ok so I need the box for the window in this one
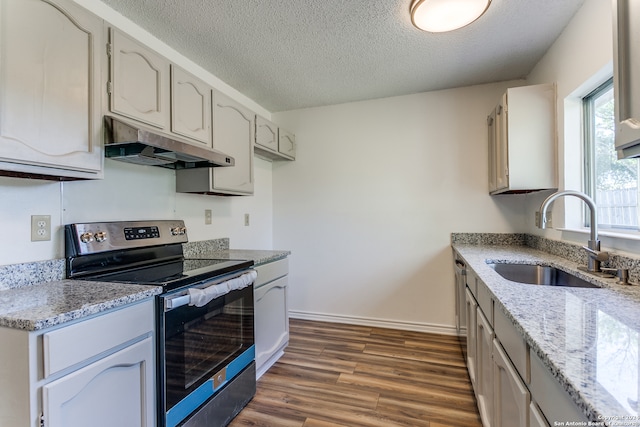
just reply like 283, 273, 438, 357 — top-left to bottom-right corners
584, 78, 640, 230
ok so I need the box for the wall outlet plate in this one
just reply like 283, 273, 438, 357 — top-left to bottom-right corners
205, 209, 212, 225
244, 213, 250, 226
31, 215, 51, 241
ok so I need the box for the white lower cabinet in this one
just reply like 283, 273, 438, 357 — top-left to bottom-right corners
529, 402, 550, 427
254, 258, 289, 378
458, 258, 590, 427
529, 350, 589, 425
465, 287, 478, 389
0, 299, 155, 427
493, 339, 530, 427
476, 309, 495, 427
42, 337, 154, 427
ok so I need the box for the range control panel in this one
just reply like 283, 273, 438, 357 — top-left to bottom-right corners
124, 226, 161, 240
65, 220, 188, 256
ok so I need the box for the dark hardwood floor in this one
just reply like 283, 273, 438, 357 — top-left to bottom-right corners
229, 319, 482, 427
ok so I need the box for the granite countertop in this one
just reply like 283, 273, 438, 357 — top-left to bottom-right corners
0, 240, 290, 332
453, 244, 640, 425
186, 247, 291, 266
0, 280, 162, 331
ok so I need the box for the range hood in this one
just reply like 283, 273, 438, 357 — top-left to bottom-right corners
104, 116, 234, 169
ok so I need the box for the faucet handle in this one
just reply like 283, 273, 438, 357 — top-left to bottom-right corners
582, 246, 610, 262
600, 267, 633, 285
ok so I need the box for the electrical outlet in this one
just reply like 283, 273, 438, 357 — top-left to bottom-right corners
31, 215, 51, 241
205, 209, 212, 225
244, 213, 250, 226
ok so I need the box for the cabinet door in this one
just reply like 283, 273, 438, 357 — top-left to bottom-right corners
493, 339, 530, 427
278, 128, 296, 159
529, 402, 550, 427
255, 116, 278, 152
612, 0, 640, 157
476, 309, 494, 427
494, 96, 509, 192
212, 90, 254, 195
42, 337, 155, 427
109, 28, 170, 129
0, 0, 103, 177
487, 109, 497, 193
254, 276, 289, 375
465, 288, 478, 389
170, 65, 212, 145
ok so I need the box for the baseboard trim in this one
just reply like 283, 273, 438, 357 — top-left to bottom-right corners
288, 310, 458, 336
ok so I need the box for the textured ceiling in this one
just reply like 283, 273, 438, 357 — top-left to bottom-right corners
99, 0, 586, 113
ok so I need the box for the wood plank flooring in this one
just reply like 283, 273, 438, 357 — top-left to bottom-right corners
229, 319, 482, 427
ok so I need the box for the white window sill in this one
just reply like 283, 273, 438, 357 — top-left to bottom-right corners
558, 227, 640, 242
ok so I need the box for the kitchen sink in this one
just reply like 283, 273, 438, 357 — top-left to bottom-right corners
488, 263, 601, 288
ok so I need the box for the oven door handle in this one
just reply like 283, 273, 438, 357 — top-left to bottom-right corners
164, 270, 257, 311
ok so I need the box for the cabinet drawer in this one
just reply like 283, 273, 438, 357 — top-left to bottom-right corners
254, 258, 288, 288
495, 308, 529, 383
529, 351, 588, 425
43, 300, 154, 378
477, 280, 493, 325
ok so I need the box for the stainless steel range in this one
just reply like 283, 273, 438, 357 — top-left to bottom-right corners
65, 220, 256, 427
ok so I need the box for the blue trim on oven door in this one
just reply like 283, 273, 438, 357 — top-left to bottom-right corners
165, 345, 255, 427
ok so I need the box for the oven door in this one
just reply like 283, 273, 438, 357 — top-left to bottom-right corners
158, 277, 255, 427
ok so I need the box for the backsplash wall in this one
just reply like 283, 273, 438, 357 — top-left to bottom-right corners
0, 158, 274, 266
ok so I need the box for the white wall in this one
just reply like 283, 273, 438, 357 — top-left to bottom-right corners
0, 156, 273, 265
272, 82, 527, 332
521, 0, 640, 254
0, 0, 276, 265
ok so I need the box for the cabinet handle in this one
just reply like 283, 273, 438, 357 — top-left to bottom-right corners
497, 105, 503, 115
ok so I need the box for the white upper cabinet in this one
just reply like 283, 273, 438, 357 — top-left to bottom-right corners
176, 90, 255, 195
108, 28, 170, 130
612, 0, 640, 158
211, 90, 254, 194
255, 116, 279, 153
0, 0, 103, 179
278, 128, 296, 160
487, 83, 557, 195
255, 115, 296, 161
170, 65, 212, 146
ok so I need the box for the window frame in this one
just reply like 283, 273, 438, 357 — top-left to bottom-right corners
582, 77, 640, 231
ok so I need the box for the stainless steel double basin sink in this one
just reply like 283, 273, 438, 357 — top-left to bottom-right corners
488, 263, 601, 289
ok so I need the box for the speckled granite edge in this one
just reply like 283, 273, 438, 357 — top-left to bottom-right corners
0, 281, 162, 331
454, 232, 640, 283
451, 232, 527, 246
188, 248, 291, 266
0, 259, 65, 291
182, 238, 230, 258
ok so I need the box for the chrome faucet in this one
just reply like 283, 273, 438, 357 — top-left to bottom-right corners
538, 190, 608, 273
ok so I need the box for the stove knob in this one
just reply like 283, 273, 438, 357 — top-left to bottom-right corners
80, 232, 94, 243
170, 227, 180, 236
180, 226, 187, 235
94, 231, 107, 242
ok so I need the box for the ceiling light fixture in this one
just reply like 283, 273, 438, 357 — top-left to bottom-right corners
410, 0, 491, 33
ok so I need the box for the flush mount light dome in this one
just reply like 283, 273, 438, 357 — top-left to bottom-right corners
410, 0, 491, 33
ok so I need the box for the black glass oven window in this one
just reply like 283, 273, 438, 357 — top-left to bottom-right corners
163, 286, 254, 410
